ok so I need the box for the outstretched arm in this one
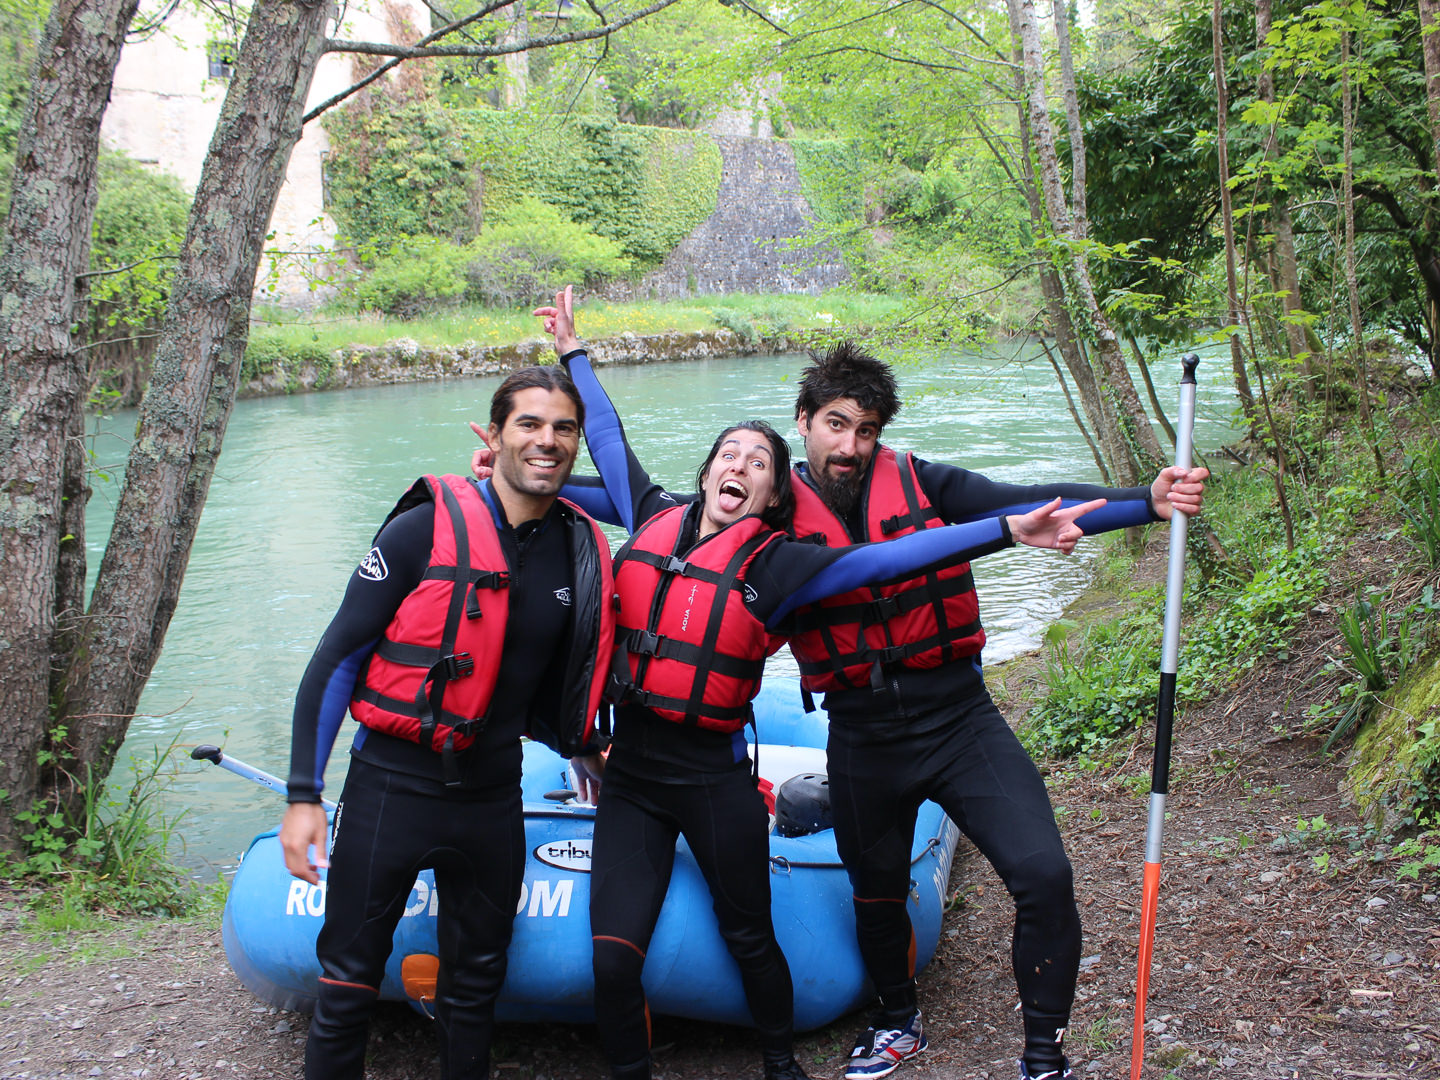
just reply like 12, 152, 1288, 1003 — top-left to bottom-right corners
756, 498, 1105, 629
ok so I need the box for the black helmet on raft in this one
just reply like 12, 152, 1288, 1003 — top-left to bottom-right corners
774, 773, 832, 837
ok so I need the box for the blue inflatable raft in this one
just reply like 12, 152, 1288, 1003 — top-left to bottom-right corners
217, 678, 962, 1032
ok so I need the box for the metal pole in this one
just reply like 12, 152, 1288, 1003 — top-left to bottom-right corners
190, 744, 336, 812
1129, 353, 1199, 1080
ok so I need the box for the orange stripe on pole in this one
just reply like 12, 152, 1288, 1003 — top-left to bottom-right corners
1129, 859, 1163, 1080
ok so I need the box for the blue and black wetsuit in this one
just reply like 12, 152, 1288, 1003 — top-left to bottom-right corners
559, 350, 1023, 1079
287, 482, 582, 1080
788, 453, 1158, 1076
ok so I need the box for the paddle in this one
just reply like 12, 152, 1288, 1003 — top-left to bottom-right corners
190, 744, 337, 812
1129, 353, 1199, 1080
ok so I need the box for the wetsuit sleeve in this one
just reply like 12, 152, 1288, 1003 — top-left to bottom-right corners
556, 474, 623, 525
285, 503, 433, 804
913, 456, 1158, 535
749, 517, 1015, 630
561, 348, 692, 530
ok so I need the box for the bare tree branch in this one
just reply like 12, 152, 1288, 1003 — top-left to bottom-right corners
309, 0, 683, 122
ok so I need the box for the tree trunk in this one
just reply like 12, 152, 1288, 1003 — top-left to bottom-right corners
54, 0, 333, 800
0, 0, 139, 848
1016, 0, 1163, 482
1004, 0, 1121, 481
1213, 0, 1257, 428
1342, 30, 1384, 481
1419, 0, 1440, 377
1256, 0, 1312, 380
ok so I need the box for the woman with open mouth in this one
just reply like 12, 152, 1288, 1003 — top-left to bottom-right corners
520, 288, 1102, 1080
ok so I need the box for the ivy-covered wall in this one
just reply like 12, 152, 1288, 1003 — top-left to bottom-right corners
322, 103, 721, 271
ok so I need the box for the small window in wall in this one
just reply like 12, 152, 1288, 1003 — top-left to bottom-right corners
208, 41, 236, 80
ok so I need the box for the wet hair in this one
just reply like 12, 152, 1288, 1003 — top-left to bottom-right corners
489, 365, 585, 430
696, 420, 796, 531
793, 340, 900, 429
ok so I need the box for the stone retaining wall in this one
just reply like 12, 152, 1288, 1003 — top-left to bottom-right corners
239, 329, 809, 399
600, 135, 849, 301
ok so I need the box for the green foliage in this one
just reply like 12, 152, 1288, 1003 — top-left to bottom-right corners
1322, 586, 1440, 752
1024, 532, 1330, 761
322, 101, 477, 246
592, 0, 755, 129
88, 150, 190, 330
324, 104, 720, 275
466, 196, 631, 307
1024, 608, 1163, 758
351, 236, 474, 318
0, 0, 44, 207
708, 298, 795, 344
1393, 822, 1440, 883
6, 741, 197, 916
1396, 439, 1440, 567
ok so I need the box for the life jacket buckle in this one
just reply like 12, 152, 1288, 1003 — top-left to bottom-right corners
659, 555, 690, 575
873, 644, 908, 665
878, 514, 905, 535
630, 630, 662, 657
435, 652, 475, 680
865, 596, 902, 623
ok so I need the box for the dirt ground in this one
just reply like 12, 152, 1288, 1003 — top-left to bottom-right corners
2, 543, 1437, 1080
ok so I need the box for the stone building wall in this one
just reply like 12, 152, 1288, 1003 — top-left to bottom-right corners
605, 135, 849, 300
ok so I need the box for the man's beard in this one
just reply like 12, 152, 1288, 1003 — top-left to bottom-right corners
815, 456, 864, 517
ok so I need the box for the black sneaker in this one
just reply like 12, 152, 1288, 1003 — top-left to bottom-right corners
1018, 1058, 1074, 1080
763, 1055, 810, 1080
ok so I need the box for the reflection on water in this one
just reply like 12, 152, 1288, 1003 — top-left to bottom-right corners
85, 344, 1238, 871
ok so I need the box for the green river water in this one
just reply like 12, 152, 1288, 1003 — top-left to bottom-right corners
83, 345, 1238, 872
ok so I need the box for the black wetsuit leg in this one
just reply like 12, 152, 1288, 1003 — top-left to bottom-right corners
829, 681, 1081, 1071
306, 759, 524, 1080
589, 766, 680, 1077
590, 761, 796, 1074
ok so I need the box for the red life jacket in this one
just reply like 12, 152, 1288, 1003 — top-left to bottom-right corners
610, 505, 785, 732
787, 447, 984, 693
350, 474, 614, 763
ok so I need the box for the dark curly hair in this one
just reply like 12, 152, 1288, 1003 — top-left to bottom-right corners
793, 340, 900, 429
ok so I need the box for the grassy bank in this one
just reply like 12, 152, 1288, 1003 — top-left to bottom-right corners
1001, 375, 1440, 883
247, 290, 910, 366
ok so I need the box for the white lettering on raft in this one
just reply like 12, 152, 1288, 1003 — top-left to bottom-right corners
284, 878, 573, 918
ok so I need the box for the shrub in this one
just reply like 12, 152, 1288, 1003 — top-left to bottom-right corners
465, 197, 630, 307
352, 237, 474, 318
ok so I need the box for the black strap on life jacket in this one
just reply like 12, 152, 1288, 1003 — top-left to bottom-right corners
611, 523, 774, 727
351, 481, 511, 785
795, 455, 981, 692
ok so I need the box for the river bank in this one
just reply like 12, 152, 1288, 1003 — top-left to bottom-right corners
2, 524, 1436, 1079
240, 327, 809, 399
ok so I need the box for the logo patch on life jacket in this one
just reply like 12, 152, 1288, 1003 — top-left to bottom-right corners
554, 587, 572, 606
744, 584, 758, 604
358, 547, 388, 582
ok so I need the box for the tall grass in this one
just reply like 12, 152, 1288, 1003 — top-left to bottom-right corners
249, 290, 909, 358
7, 738, 206, 917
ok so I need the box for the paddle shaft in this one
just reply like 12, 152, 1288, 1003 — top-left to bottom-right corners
190, 744, 337, 812
1129, 353, 1199, 1080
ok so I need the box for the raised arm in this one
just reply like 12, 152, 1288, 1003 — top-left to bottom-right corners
533, 286, 684, 532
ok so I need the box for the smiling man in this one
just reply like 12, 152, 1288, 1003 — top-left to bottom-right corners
279, 366, 614, 1080
787, 342, 1209, 1080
